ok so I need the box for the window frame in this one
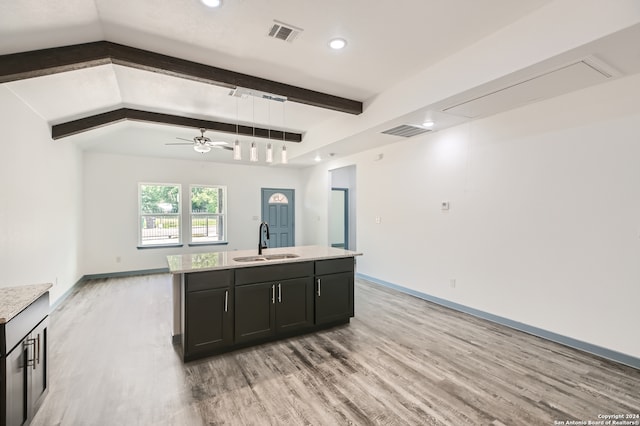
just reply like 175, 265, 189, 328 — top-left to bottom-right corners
188, 184, 228, 246
137, 182, 183, 248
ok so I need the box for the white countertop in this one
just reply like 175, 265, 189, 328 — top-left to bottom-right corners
167, 245, 362, 274
0, 283, 52, 324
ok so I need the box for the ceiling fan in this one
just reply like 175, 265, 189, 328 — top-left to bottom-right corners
166, 128, 232, 154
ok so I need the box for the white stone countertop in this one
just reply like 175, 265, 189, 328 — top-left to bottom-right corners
0, 283, 52, 324
167, 245, 362, 274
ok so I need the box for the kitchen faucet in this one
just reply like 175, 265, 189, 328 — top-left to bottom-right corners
258, 221, 270, 255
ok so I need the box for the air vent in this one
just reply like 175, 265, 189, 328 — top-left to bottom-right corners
267, 20, 303, 42
381, 125, 432, 138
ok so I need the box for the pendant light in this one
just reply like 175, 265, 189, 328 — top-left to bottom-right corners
265, 102, 273, 163
266, 143, 273, 163
281, 101, 288, 164
233, 96, 241, 160
250, 97, 258, 162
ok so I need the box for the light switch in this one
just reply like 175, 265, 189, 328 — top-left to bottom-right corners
441, 201, 450, 211
375, 216, 381, 224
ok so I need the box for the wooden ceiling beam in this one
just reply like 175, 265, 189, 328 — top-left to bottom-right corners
51, 108, 304, 142
0, 41, 363, 115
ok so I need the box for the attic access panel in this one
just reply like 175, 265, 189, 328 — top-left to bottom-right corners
442, 59, 614, 118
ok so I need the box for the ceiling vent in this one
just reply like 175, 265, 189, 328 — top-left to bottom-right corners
441, 56, 619, 119
267, 20, 303, 42
381, 125, 432, 138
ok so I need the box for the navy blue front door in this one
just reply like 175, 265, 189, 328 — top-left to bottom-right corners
261, 188, 295, 248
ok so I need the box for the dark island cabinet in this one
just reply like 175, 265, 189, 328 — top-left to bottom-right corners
182, 270, 233, 360
1, 292, 49, 426
315, 258, 355, 325
177, 257, 356, 361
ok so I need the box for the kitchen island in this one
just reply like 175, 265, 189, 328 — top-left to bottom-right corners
167, 245, 362, 361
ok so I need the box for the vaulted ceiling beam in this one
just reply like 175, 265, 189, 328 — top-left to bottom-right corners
0, 41, 363, 115
51, 108, 304, 142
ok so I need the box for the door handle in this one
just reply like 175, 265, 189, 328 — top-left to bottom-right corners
271, 284, 275, 304
25, 338, 37, 370
36, 333, 41, 365
317, 278, 321, 296
277, 283, 282, 303
224, 290, 229, 312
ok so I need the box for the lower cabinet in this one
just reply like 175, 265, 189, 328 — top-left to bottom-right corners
182, 270, 233, 360
315, 272, 354, 325
315, 257, 355, 325
3, 316, 48, 426
235, 277, 314, 344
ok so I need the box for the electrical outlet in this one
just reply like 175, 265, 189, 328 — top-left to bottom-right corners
375, 216, 381, 224
116, 256, 121, 263
449, 279, 456, 288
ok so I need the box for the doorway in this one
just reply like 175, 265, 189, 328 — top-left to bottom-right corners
330, 188, 348, 248
329, 165, 356, 250
261, 188, 295, 248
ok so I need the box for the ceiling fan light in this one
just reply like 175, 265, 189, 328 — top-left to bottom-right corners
266, 143, 273, 163
250, 142, 258, 162
233, 140, 241, 160
194, 144, 211, 154
281, 145, 288, 164
201, 0, 222, 8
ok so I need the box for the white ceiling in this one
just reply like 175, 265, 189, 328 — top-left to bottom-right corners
3, 0, 639, 166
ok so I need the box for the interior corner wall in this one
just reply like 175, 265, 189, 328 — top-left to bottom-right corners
303, 73, 640, 359
0, 86, 83, 303
81, 153, 305, 275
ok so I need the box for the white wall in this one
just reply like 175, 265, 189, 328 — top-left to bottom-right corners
303, 73, 640, 359
82, 153, 305, 274
0, 86, 83, 302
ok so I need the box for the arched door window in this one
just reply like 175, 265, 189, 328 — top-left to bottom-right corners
268, 193, 289, 204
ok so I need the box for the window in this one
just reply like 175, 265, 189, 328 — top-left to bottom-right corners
190, 185, 227, 244
139, 183, 181, 246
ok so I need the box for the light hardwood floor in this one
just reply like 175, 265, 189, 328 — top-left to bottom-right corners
31, 274, 639, 425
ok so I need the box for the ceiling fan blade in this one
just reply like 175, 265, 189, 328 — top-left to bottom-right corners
205, 141, 228, 146
165, 142, 194, 146
176, 137, 194, 142
217, 146, 234, 151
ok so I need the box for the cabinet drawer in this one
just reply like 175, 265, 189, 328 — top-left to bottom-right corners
185, 269, 233, 292
315, 257, 354, 276
3, 292, 49, 356
235, 262, 313, 285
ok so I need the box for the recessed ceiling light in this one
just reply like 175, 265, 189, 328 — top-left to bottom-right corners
328, 38, 347, 50
201, 0, 222, 8
422, 121, 434, 128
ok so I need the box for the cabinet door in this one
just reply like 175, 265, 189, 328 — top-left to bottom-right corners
276, 277, 314, 333
315, 272, 354, 325
29, 319, 48, 415
5, 342, 27, 426
185, 287, 233, 356
234, 282, 275, 344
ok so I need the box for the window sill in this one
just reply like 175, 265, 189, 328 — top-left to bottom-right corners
188, 241, 229, 247
137, 244, 184, 250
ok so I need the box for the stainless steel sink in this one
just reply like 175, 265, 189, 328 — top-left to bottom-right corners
233, 254, 300, 262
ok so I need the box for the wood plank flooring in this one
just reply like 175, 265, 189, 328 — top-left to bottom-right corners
31, 274, 640, 425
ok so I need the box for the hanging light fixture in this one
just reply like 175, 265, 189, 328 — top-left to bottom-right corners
233, 96, 242, 160
281, 101, 288, 164
250, 97, 258, 162
266, 143, 273, 163
250, 142, 258, 162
